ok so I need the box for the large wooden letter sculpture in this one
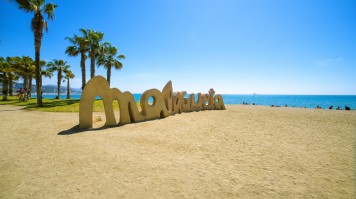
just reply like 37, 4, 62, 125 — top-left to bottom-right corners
79, 76, 226, 128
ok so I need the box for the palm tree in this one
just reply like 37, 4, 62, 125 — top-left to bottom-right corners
13, 56, 35, 93
8, 72, 19, 96
41, 66, 54, 79
65, 29, 89, 90
47, 59, 70, 99
86, 29, 104, 78
3, 57, 19, 96
15, 0, 57, 106
97, 42, 125, 86
64, 70, 75, 99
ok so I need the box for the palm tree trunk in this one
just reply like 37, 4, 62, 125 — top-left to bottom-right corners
35, 50, 42, 106
23, 75, 29, 91
57, 70, 61, 99
67, 79, 70, 99
29, 75, 33, 98
90, 51, 95, 79
107, 65, 112, 86
9, 76, 13, 96
34, 13, 43, 107
80, 52, 86, 90
1, 78, 8, 101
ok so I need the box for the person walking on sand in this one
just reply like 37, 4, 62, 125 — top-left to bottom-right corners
17, 88, 25, 102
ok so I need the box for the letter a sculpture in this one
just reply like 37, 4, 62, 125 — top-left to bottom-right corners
79, 76, 226, 128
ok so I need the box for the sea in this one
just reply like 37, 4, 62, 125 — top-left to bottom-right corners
41, 94, 356, 110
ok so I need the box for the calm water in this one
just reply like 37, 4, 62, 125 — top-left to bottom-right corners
41, 94, 356, 109
222, 94, 356, 109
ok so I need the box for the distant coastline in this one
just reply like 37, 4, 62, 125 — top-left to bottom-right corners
4, 83, 82, 94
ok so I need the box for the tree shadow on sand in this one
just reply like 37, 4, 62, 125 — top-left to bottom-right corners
26, 99, 80, 110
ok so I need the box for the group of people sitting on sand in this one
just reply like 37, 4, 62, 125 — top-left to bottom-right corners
301, 105, 351, 110
328, 105, 351, 110
242, 101, 352, 110
242, 101, 256, 105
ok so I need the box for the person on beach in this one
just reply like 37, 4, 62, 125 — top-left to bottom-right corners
17, 88, 25, 102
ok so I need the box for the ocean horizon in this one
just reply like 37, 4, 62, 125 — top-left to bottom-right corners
39, 93, 356, 110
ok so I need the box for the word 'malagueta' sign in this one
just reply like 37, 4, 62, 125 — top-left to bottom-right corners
79, 76, 226, 128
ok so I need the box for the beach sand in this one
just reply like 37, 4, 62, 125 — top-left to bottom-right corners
0, 105, 355, 198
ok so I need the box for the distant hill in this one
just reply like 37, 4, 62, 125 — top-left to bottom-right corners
0, 82, 82, 94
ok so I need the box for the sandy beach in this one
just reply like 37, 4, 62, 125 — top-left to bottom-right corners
0, 104, 355, 198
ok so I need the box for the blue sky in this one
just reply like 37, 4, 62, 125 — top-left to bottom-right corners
1, 0, 355, 94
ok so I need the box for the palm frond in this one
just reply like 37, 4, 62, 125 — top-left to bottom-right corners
15, 0, 33, 12
118, 54, 126, 59
39, 60, 46, 67
102, 42, 110, 47
65, 36, 76, 45
44, 3, 57, 20
56, 59, 66, 66
62, 65, 71, 75
96, 40, 125, 73
79, 28, 88, 37
63, 64, 71, 71
35, 0, 45, 6
96, 56, 106, 67
41, 68, 53, 78
113, 61, 123, 70
64, 70, 75, 79
65, 46, 79, 57
46, 61, 55, 67
109, 46, 118, 55
29, 1, 38, 11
